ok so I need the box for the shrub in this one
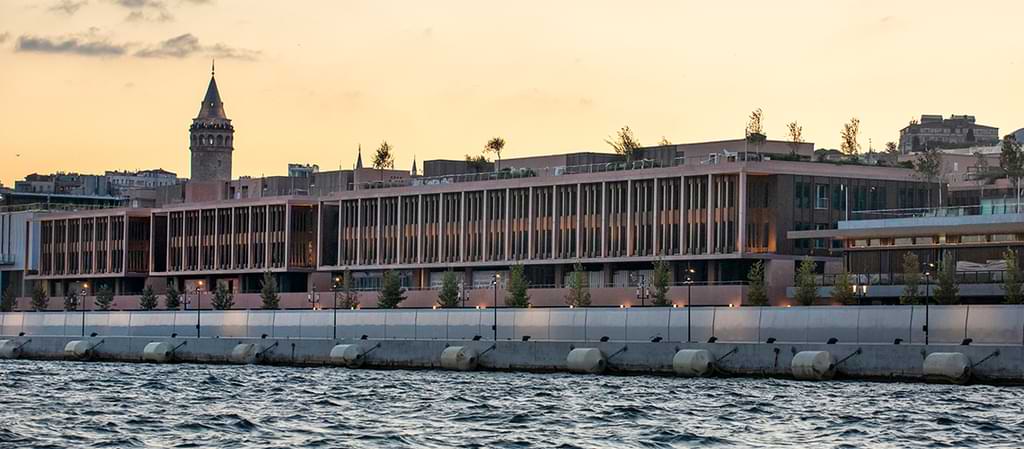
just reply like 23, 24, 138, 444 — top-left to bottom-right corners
377, 270, 406, 309
746, 261, 768, 306
139, 285, 158, 311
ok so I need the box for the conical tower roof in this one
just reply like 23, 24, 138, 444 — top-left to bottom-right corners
196, 75, 227, 120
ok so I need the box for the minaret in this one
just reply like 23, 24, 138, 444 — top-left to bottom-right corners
355, 144, 363, 169
411, 156, 418, 176
189, 61, 234, 182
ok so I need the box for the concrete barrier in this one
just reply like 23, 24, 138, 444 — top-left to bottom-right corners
0, 340, 21, 359
672, 349, 714, 377
791, 351, 835, 381
64, 340, 95, 360
923, 352, 972, 384
329, 344, 366, 368
142, 342, 175, 363
566, 348, 605, 374
230, 343, 259, 364
440, 346, 479, 371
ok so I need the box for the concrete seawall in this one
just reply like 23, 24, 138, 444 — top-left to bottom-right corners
3, 305, 1024, 384
0, 335, 1017, 384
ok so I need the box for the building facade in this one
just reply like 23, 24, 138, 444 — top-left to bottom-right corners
898, 114, 999, 153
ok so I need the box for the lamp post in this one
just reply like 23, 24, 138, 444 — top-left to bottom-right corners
332, 276, 341, 340
307, 284, 320, 311
492, 273, 501, 342
685, 268, 695, 343
80, 282, 89, 337
194, 280, 204, 338
923, 262, 934, 345
631, 273, 648, 307
855, 284, 868, 305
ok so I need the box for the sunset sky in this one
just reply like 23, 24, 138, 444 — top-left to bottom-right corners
1, 0, 1022, 185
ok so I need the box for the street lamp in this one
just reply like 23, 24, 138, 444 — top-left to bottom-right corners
685, 268, 696, 343
492, 273, 501, 342
308, 284, 320, 311
854, 284, 868, 305
923, 262, 935, 345
80, 282, 89, 337
194, 280, 204, 338
332, 276, 341, 340
631, 273, 649, 307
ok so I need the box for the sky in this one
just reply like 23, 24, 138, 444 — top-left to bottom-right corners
1, 0, 1022, 185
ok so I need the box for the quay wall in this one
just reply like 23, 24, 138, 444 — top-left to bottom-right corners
2, 305, 1022, 383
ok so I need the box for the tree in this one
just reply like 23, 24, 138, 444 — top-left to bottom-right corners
377, 270, 406, 309
485, 137, 506, 172
746, 260, 768, 306
650, 259, 671, 306
999, 135, 1024, 212
1003, 249, 1023, 304
64, 289, 79, 311
840, 117, 861, 157
438, 271, 460, 308
372, 140, 395, 181
831, 271, 856, 305
565, 262, 591, 307
338, 270, 360, 309
606, 126, 641, 163
0, 284, 15, 312
505, 264, 530, 308
900, 252, 922, 305
139, 285, 158, 311
658, 136, 672, 146
746, 108, 766, 154
259, 271, 280, 310
211, 284, 235, 310
464, 154, 491, 173
164, 284, 182, 310
914, 146, 944, 207
94, 286, 113, 311
794, 259, 818, 306
885, 141, 899, 156
933, 251, 959, 305
786, 121, 803, 157
31, 288, 48, 311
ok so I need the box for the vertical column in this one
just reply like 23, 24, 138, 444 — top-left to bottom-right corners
230, 208, 237, 269
417, 195, 424, 263
265, 205, 272, 269
336, 202, 343, 266
679, 176, 686, 254
377, 197, 383, 265
355, 199, 362, 265
505, 188, 511, 261
109, 217, 115, 274
738, 172, 747, 254
576, 183, 582, 259
397, 197, 404, 264
653, 178, 660, 256
527, 187, 534, 260
706, 174, 714, 254
459, 192, 466, 262
600, 182, 607, 258
626, 179, 633, 257
197, 210, 204, 270
550, 185, 557, 259
247, 207, 253, 269
121, 215, 128, 275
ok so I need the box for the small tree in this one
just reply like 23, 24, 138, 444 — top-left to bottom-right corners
565, 262, 591, 307
485, 137, 506, 171
372, 140, 395, 181
338, 270, 360, 309
933, 251, 959, 305
914, 146, 944, 207
786, 121, 803, 157
794, 259, 818, 306
438, 271, 460, 308
900, 252, 922, 305
377, 270, 406, 309
64, 289, 79, 311
94, 286, 113, 311
658, 136, 672, 146
505, 264, 530, 308
884, 141, 899, 156
211, 284, 235, 310
31, 288, 48, 311
0, 284, 16, 312
1000, 135, 1024, 212
139, 285, 158, 311
840, 117, 861, 157
650, 260, 671, 306
606, 126, 641, 163
259, 271, 280, 310
1003, 249, 1023, 304
464, 154, 491, 173
164, 284, 182, 310
746, 260, 768, 306
831, 271, 856, 305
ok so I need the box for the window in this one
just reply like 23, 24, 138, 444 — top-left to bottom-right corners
815, 184, 829, 209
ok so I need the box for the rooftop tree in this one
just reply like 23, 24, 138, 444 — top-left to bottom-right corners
840, 117, 861, 157
913, 146, 944, 207
485, 137, 506, 172
1000, 135, 1024, 212
372, 141, 395, 181
745, 108, 767, 154
786, 121, 803, 157
606, 126, 641, 163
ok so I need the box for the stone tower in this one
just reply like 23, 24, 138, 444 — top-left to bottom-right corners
189, 63, 233, 182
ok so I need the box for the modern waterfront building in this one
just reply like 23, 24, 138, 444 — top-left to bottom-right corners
787, 204, 1024, 302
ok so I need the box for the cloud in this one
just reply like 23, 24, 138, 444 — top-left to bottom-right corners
134, 33, 259, 60
15, 34, 126, 56
110, 0, 173, 22
49, 0, 88, 15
